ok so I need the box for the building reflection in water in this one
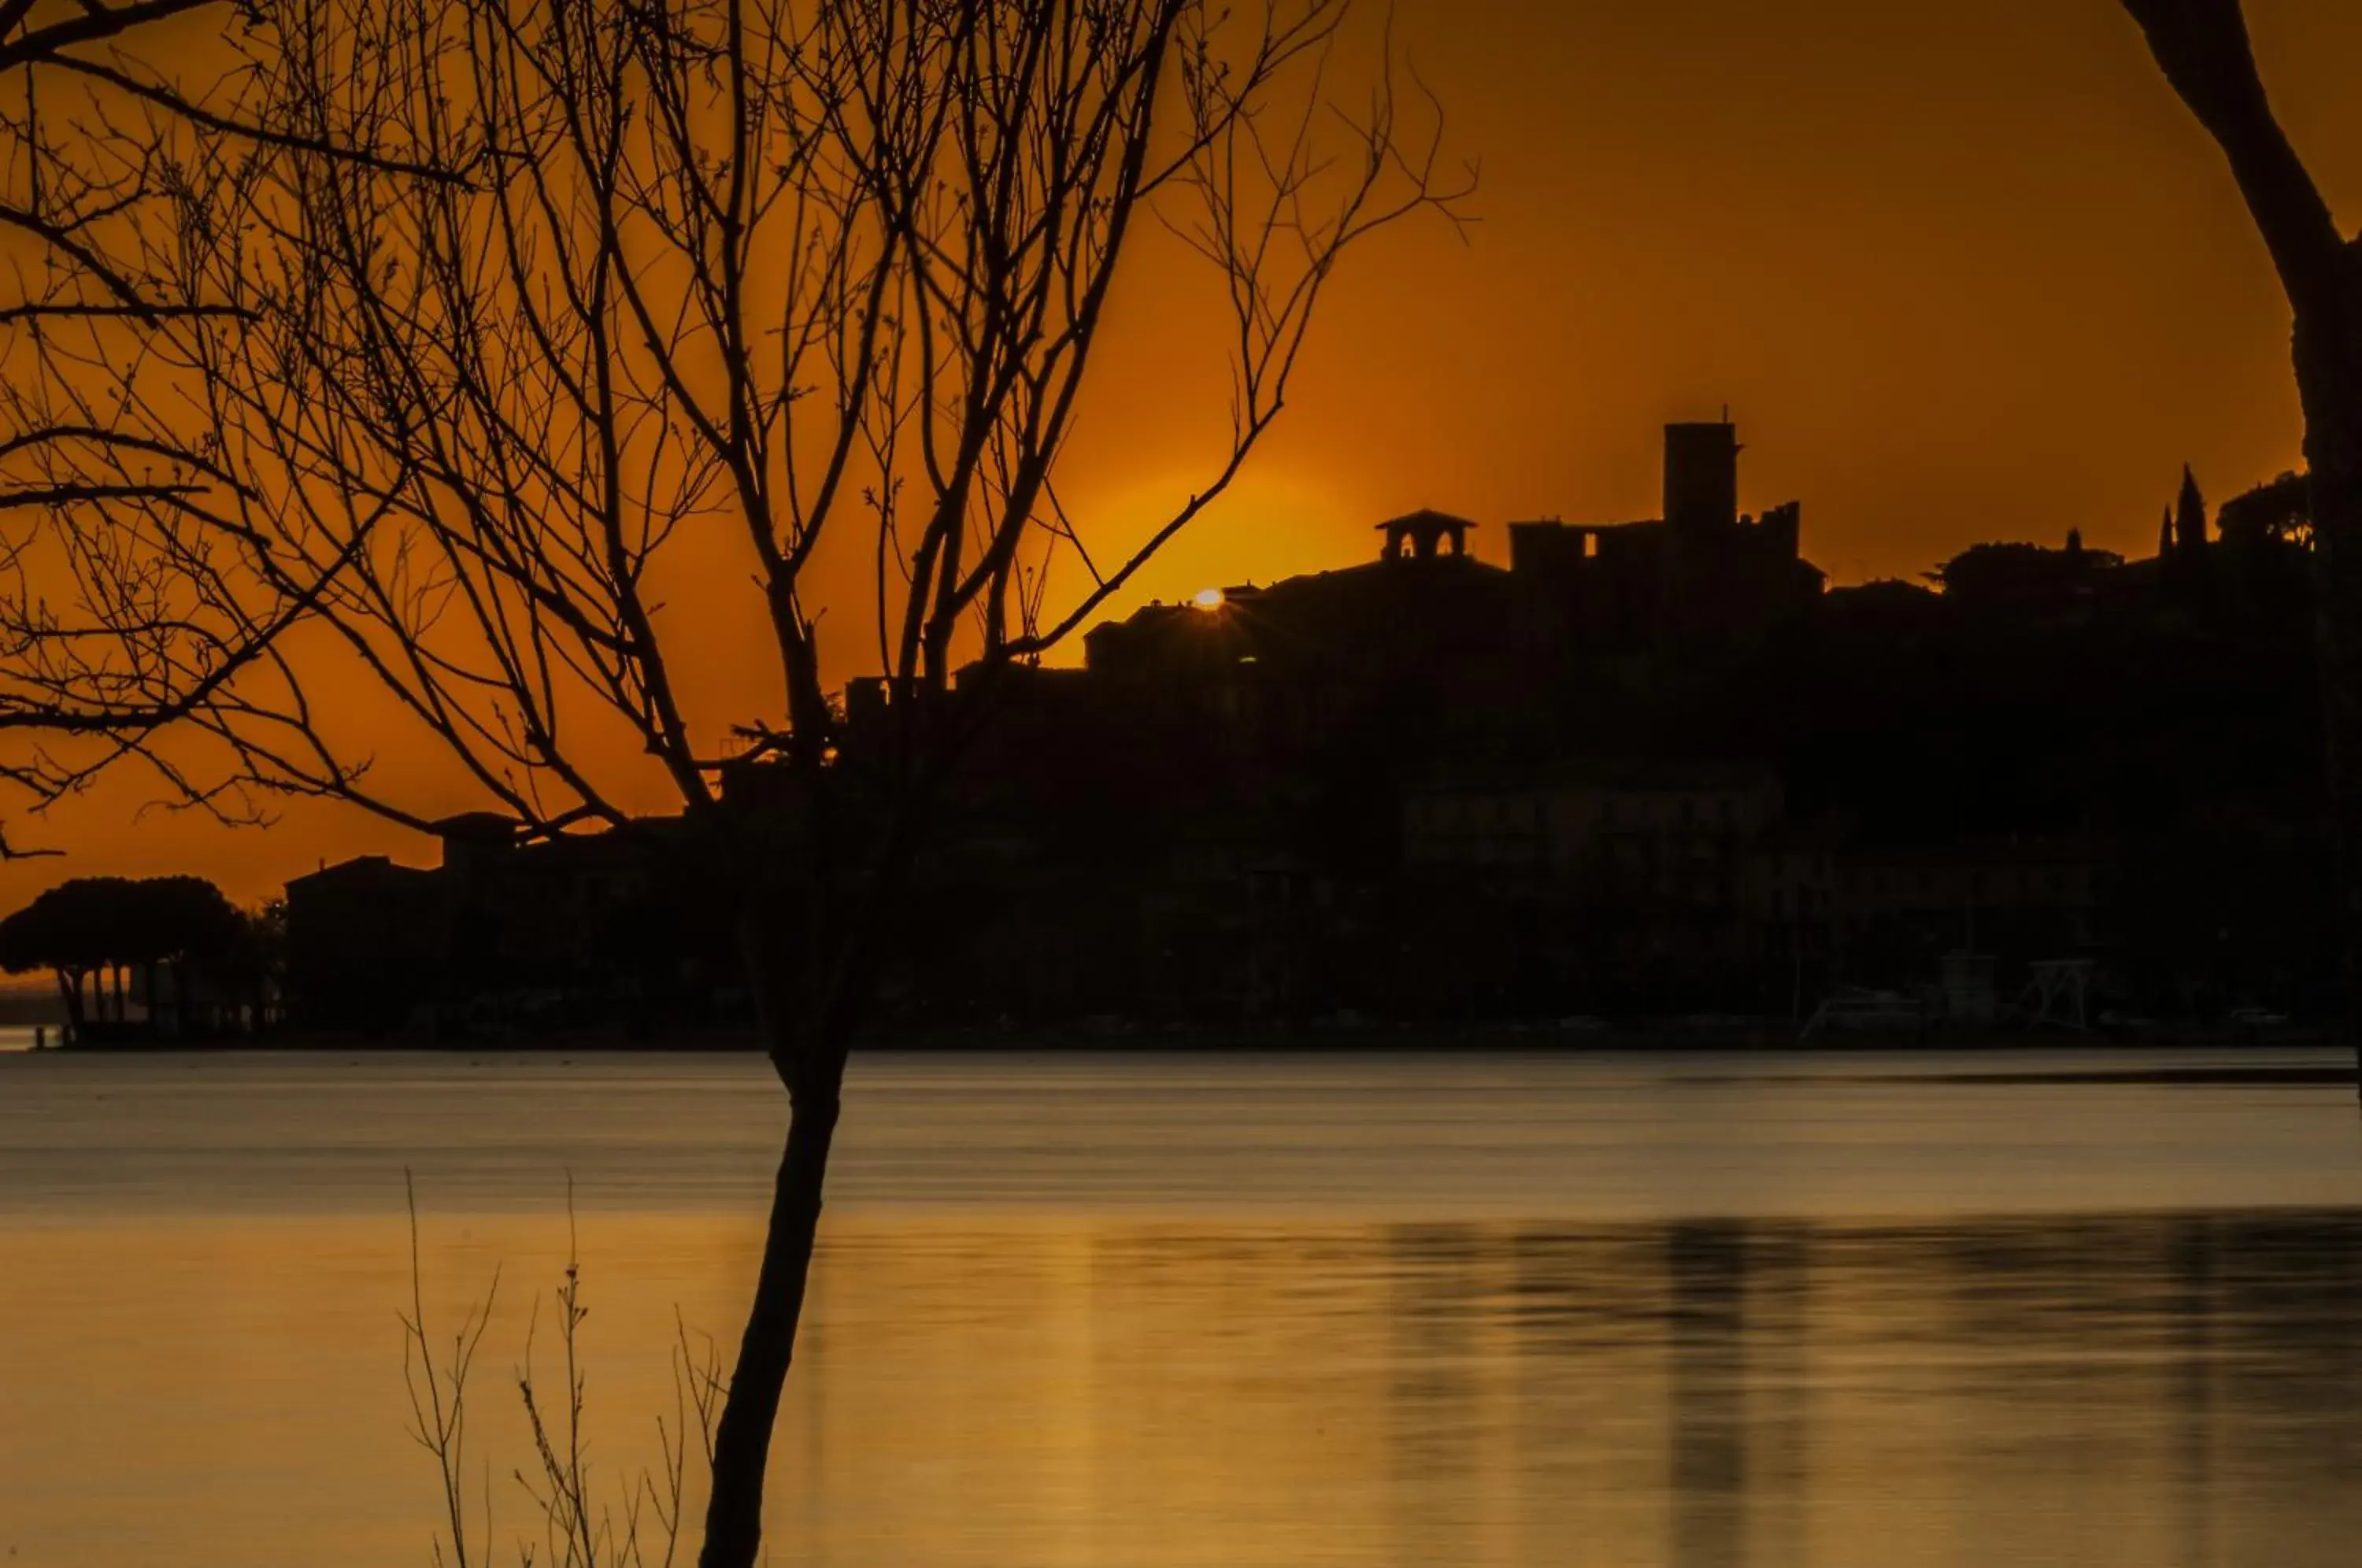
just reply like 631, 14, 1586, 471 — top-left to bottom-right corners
1666, 1222, 1748, 1566
777, 1210, 2362, 1568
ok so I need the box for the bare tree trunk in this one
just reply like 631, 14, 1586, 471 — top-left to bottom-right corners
699, 771, 912, 1568
699, 1044, 845, 1568
696, 843, 863, 1568
55, 967, 83, 1041
2299, 305, 2362, 1094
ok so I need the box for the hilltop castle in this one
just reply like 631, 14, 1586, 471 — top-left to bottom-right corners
1071, 421, 1823, 744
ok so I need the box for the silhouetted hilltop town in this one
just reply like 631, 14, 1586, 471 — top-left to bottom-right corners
268, 421, 2331, 1044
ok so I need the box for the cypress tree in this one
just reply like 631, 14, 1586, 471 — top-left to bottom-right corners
2176, 465, 2209, 557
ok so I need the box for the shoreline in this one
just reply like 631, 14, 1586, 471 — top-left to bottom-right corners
31, 1019, 2343, 1056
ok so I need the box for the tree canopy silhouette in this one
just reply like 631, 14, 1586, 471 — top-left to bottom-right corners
0, 872, 246, 1033
2219, 470, 2312, 550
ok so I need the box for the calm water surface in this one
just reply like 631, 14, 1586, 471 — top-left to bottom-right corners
2, 1048, 2360, 1566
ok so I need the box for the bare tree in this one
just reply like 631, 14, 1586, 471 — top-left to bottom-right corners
0, 1, 1463, 1561
2119, 0, 2362, 1085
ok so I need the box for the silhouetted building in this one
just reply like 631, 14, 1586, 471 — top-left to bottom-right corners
1823, 837, 2099, 990
1378, 508, 1477, 560
1079, 505, 1526, 750
1401, 762, 1786, 1011
1070, 423, 1823, 781
284, 812, 712, 1035
1508, 421, 1821, 651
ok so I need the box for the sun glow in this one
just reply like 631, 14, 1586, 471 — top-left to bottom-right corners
1192, 587, 1227, 612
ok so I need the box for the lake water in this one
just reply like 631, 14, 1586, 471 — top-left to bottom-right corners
2, 1048, 2360, 1567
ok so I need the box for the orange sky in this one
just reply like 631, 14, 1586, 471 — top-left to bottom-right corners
6, 0, 2361, 907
